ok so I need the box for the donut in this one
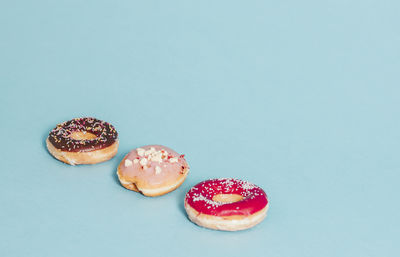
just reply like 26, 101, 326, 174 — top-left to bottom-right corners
117, 145, 189, 197
46, 117, 119, 165
184, 178, 269, 231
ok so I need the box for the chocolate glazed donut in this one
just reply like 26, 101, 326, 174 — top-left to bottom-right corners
46, 117, 119, 165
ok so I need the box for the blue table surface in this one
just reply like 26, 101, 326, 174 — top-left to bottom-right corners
1, 1, 399, 256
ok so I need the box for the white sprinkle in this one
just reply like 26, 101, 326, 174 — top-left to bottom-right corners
150, 152, 163, 163
192, 194, 221, 207
241, 181, 256, 190
169, 157, 178, 163
139, 158, 148, 166
137, 148, 145, 157
133, 159, 139, 164
155, 166, 162, 174
124, 159, 132, 167
145, 147, 156, 156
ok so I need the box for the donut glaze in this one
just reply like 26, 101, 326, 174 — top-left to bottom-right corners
48, 117, 118, 152
185, 178, 268, 217
117, 145, 189, 196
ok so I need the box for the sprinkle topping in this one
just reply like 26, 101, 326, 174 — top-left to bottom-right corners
125, 159, 132, 167
139, 158, 148, 167
133, 146, 184, 169
48, 117, 118, 152
137, 148, 145, 157
118, 145, 190, 187
169, 157, 178, 163
185, 178, 268, 216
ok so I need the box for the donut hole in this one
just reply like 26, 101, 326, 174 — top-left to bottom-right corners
212, 194, 243, 204
69, 131, 97, 140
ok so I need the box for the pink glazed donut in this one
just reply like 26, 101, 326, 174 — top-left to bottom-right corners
117, 145, 189, 197
184, 178, 269, 231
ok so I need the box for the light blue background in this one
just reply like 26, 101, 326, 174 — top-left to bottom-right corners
0, 1, 399, 256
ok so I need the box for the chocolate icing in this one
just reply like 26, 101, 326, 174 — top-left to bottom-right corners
48, 117, 118, 152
